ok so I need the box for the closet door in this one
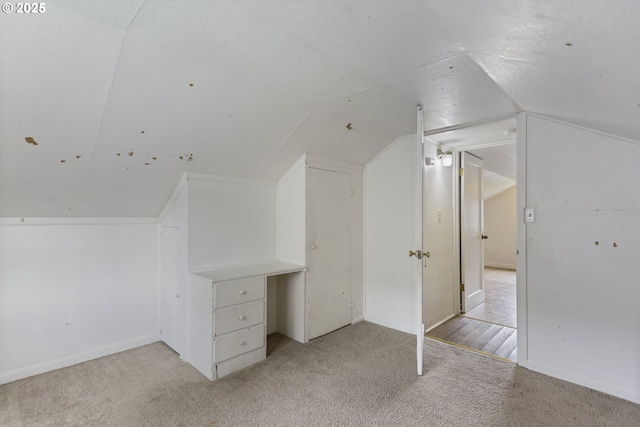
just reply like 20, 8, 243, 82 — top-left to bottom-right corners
160, 226, 185, 354
307, 167, 352, 340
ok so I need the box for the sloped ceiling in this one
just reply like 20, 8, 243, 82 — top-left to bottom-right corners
1, 0, 639, 217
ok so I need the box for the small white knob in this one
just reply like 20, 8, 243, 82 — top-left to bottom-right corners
239, 341, 246, 345
239, 290, 247, 295
238, 315, 246, 320
309, 245, 316, 249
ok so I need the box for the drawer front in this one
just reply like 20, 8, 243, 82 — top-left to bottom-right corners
215, 276, 265, 308
214, 300, 264, 336
214, 324, 265, 362
215, 347, 266, 379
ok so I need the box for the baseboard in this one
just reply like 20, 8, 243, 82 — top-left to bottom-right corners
363, 315, 413, 335
527, 360, 640, 404
351, 316, 365, 325
484, 263, 516, 270
0, 335, 158, 386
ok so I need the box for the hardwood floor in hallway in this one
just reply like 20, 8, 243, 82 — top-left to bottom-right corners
465, 267, 516, 328
426, 316, 517, 362
426, 268, 517, 362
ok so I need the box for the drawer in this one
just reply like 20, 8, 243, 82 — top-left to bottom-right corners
215, 347, 266, 379
214, 276, 264, 308
214, 324, 264, 363
214, 300, 264, 336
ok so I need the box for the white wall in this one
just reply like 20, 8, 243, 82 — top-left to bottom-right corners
522, 114, 640, 404
484, 185, 516, 270
0, 220, 158, 385
423, 140, 456, 331
364, 135, 419, 334
188, 174, 277, 271
277, 156, 306, 265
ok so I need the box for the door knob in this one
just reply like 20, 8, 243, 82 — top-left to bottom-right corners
424, 251, 431, 258
482, 235, 488, 240
409, 250, 423, 259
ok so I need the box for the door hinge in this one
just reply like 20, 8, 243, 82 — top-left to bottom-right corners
350, 302, 354, 309
459, 168, 464, 176
350, 189, 354, 196
460, 283, 465, 292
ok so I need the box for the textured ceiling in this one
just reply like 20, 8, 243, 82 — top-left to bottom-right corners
1, 0, 639, 217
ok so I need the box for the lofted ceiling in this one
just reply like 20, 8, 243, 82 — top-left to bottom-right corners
1, 0, 639, 217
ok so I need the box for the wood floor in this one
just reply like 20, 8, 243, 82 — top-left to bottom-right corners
465, 267, 517, 328
426, 268, 517, 362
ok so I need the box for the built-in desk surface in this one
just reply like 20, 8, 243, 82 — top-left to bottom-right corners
192, 261, 305, 282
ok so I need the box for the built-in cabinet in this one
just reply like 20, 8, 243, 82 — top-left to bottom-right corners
189, 275, 266, 380
187, 262, 304, 380
159, 158, 363, 380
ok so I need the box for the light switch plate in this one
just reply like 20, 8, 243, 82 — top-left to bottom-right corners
525, 208, 536, 223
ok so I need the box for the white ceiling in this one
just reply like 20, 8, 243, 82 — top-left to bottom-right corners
1, 0, 639, 217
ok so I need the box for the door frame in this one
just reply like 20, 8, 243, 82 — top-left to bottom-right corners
423, 112, 528, 367
453, 142, 512, 315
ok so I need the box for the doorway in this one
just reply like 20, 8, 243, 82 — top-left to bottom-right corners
423, 117, 518, 362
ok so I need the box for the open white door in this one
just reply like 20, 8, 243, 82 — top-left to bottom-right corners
460, 152, 485, 313
363, 106, 424, 376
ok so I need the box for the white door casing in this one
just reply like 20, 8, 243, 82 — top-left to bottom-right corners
307, 167, 352, 340
460, 152, 485, 313
415, 106, 425, 376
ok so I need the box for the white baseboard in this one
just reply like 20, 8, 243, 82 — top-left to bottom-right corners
527, 360, 640, 404
485, 263, 516, 270
351, 316, 365, 324
0, 335, 158, 386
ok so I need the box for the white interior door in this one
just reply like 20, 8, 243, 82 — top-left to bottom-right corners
160, 226, 185, 353
307, 167, 352, 340
460, 152, 485, 313
362, 110, 423, 375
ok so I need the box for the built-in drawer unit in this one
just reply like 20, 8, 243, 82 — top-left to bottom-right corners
187, 262, 305, 382
210, 275, 267, 379
214, 276, 265, 308
214, 299, 264, 336
214, 324, 265, 362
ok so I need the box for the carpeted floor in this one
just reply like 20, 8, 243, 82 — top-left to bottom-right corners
1, 322, 638, 426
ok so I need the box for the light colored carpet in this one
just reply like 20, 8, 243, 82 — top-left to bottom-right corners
1, 322, 638, 426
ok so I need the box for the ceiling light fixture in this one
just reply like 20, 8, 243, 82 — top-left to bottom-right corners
437, 148, 453, 167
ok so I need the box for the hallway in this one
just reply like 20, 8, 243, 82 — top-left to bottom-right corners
426, 268, 517, 362
465, 267, 516, 328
